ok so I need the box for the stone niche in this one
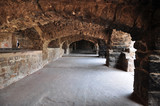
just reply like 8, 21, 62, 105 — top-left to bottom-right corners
0, 33, 12, 48
106, 29, 135, 72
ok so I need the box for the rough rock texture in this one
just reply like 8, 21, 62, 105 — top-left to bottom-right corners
0, 0, 151, 62
134, 40, 149, 105
133, 2, 160, 104
0, 0, 149, 34
0, 48, 64, 89
148, 15, 160, 105
14, 28, 43, 50
106, 29, 134, 71
47, 48, 64, 62
0, 0, 159, 105
0, 51, 43, 89
0, 33, 12, 48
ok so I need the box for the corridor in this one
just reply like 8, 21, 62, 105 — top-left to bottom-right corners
0, 54, 142, 106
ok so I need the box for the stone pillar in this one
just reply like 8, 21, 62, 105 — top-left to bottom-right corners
148, 29, 160, 105
106, 29, 132, 70
148, 51, 160, 105
106, 49, 121, 67
134, 36, 160, 105
133, 40, 149, 105
133, 5, 160, 105
95, 43, 99, 55
66, 45, 70, 55
42, 41, 50, 63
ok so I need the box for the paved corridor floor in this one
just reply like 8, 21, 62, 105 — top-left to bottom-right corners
0, 54, 142, 106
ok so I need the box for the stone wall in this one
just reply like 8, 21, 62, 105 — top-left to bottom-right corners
106, 29, 133, 70
47, 48, 64, 62
0, 0, 156, 105
0, 0, 148, 37
148, 16, 160, 105
133, 40, 149, 105
133, 3, 160, 105
148, 51, 160, 105
133, 29, 160, 106
98, 39, 107, 57
48, 39, 61, 48
13, 28, 43, 50
118, 41, 136, 72
0, 51, 43, 89
0, 33, 12, 48
0, 48, 64, 89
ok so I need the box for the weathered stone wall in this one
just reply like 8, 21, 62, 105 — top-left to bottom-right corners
47, 48, 64, 62
0, 51, 43, 89
0, 0, 156, 105
106, 29, 132, 69
13, 28, 43, 50
133, 37, 160, 106
148, 51, 160, 105
98, 39, 107, 57
133, 40, 149, 105
118, 41, 136, 72
0, 33, 12, 48
133, 2, 160, 105
0, 48, 64, 89
127, 41, 136, 72
0, 0, 149, 39
48, 39, 61, 48
148, 7, 160, 105
62, 42, 68, 54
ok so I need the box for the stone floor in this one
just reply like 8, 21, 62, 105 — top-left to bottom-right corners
0, 54, 142, 106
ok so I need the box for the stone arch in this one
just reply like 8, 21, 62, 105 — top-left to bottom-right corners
105, 27, 160, 105
0, 1, 159, 105
68, 38, 98, 47
48, 39, 61, 48
60, 35, 101, 55
69, 39, 97, 54
106, 29, 135, 71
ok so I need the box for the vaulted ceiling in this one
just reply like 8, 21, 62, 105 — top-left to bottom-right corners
0, 0, 151, 38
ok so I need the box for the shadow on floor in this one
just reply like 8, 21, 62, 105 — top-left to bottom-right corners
127, 93, 144, 105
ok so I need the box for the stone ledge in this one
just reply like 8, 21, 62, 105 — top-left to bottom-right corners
0, 49, 64, 89
0, 50, 42, 57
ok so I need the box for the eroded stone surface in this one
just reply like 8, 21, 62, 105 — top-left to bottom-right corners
0, 48, 64, 89
0, 0, 159, 106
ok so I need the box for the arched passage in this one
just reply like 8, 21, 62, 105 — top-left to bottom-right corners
48, 39, 61, 48
69, 40, 97, 54
106, 29, 136, 72
41, 39, 64, 63
0, 1, 159, 105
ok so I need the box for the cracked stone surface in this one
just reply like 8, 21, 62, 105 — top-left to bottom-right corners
0, 54, 142, 106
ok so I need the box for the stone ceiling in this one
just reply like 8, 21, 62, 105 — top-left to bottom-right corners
0, 0, 151, 40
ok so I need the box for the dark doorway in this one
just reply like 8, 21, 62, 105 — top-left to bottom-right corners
70, 40, 96, 54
